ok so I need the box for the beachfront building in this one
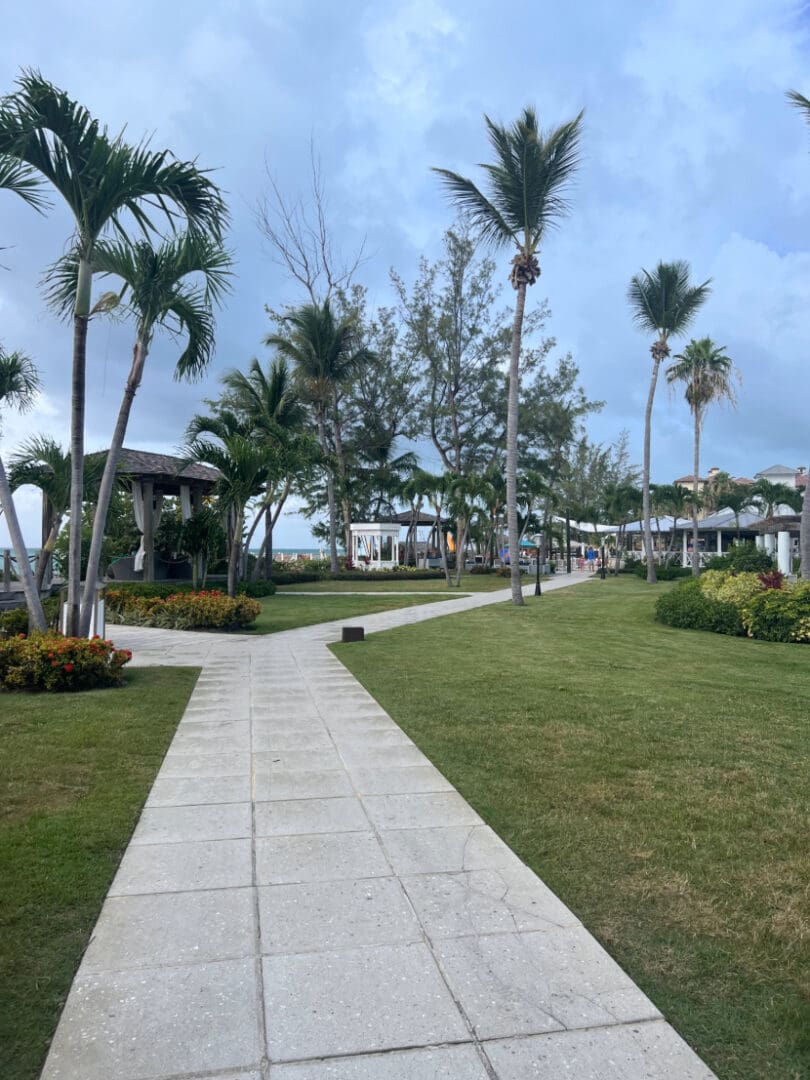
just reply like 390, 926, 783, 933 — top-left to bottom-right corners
349, 522, 402, 570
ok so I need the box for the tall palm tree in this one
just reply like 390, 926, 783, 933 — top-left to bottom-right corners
184, 410, 268, 597
666, 337, 738, 576
627, 261, 711, 583
0, 348, 46, 630
713, 479, 757, 540
266, 302, 372, 572
786, 89, 810, 576
0, 70, 227, 633
9, 436, 105, 591
43, 232, 232, 634
433, 106, 583, 606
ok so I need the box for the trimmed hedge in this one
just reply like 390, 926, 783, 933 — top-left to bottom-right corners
107, 589, 261, 630
741, 583, 810, 643
704, 542, 774, 573
655, 578, 746, 636
106, 580, 276, 599
0, 632, 131, 692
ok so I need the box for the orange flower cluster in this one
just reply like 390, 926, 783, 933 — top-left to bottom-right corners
0, 632, 132, 693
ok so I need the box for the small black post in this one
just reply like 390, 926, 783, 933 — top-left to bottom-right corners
534, 543, 542, 597
600, 544, 606, 580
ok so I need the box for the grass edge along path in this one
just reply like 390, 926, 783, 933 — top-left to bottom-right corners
250, 590, 456, 634
333, 577, 809, 1080
0, 666, 200, 1080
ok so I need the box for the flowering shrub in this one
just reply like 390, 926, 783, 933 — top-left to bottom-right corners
699, 570, 762, 606
0, 633, 131, 692
106, 589, 260, 630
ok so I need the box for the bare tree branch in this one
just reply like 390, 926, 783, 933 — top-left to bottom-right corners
255, 139, 368, 304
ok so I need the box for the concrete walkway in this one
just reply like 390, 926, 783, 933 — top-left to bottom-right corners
41, 576, 716, 1079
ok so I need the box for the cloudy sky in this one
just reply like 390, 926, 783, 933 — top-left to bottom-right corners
2, 0, 810, 548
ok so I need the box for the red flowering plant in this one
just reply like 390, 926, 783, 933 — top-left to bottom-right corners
0, 632, 132, 692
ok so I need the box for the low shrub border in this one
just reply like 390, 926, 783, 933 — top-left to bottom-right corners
106, 588, 261, 631
656, 569, 810, 643
0, 633, 131, 692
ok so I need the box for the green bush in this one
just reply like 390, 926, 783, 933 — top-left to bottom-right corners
0, 597, 60, 636
469, 565, 493, 575
327, 570, 445, 582
106, 580, 276, 599
740, 583, 810, 643
0, 632, 131, 692
655, 579, 746, 636
705, 542, 774, 573
107, 589, 261, 630
699, 570, 763, 606
239, 580, 277, 597
268, 570, 320, 585
628, 560, 690, 580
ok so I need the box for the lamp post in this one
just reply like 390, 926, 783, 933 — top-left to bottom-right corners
534, 533, 542, 597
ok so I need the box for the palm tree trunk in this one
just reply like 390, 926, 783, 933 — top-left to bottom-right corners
35, 512, 61, 593
227, 505, 243, 597
79, 338, 147, 636
66, 259, 92, 635
691, 407, 701, 577
317, 411, 339, 573
0, 453, 46, 631
332, 397, 351, 556
801, 470, 810, 579
506, 281, 526, 606
642, 344, 663, 585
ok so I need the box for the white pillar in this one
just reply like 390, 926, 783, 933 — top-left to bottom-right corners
755, 534, 765, 550
682, 529, 688, 568
716, 530, 722, 554
777, 531, 792, 576
764, 533, 776, 556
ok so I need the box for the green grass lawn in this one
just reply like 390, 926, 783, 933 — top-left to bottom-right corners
249, 590, 455, 633
276, 573, 522, 594
334, 577, 809, 1080
0, 667, 199, 1080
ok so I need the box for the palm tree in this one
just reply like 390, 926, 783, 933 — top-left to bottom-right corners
218, 356, 313, 579
716, 480, 757, 540
627, 262, 711, 583
184, 410, 268, 597
265, 302, 372, 572
43, 233, 232, 634
0, 348, 46, 630
9, 436, 105, 591
602, 481, 643, 570
0, 70, 227, 633
666, 337, 738, 576
751, 478, 802, 519
433, 105, 583, 606
786, 89, 810, 576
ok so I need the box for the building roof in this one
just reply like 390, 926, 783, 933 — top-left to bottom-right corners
111, 448, 220, 487
755, 464, 795, 478
381, 510, 440, 526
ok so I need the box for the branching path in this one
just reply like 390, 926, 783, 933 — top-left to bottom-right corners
41, 574, 716, 1080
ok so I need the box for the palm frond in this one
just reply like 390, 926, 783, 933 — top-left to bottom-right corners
0, 347, 40, 412
627, 260, 711, 338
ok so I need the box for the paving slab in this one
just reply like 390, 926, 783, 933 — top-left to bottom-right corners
42, 575, 717, 1080
269, 1044, 491, 1078
41, 958, 262, 1080
263, 942, 469, 1061
483, 1021, 718, 1078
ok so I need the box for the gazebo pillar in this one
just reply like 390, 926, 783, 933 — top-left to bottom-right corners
777, 531, 792, 576
755, 534, 765, 551
764, 533, 776, 556
682, 529, 689, 568
716, 529, 722, 554
143, 479, 155, 583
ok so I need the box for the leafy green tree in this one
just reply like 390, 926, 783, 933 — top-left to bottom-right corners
628, 261, 710, 583
708, 475, 757, 539
178, 507, 226, 588
0, 69, 227, 632
666, 337, 738, 575
0, 348, 46, 629
434, 107, 583, 605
